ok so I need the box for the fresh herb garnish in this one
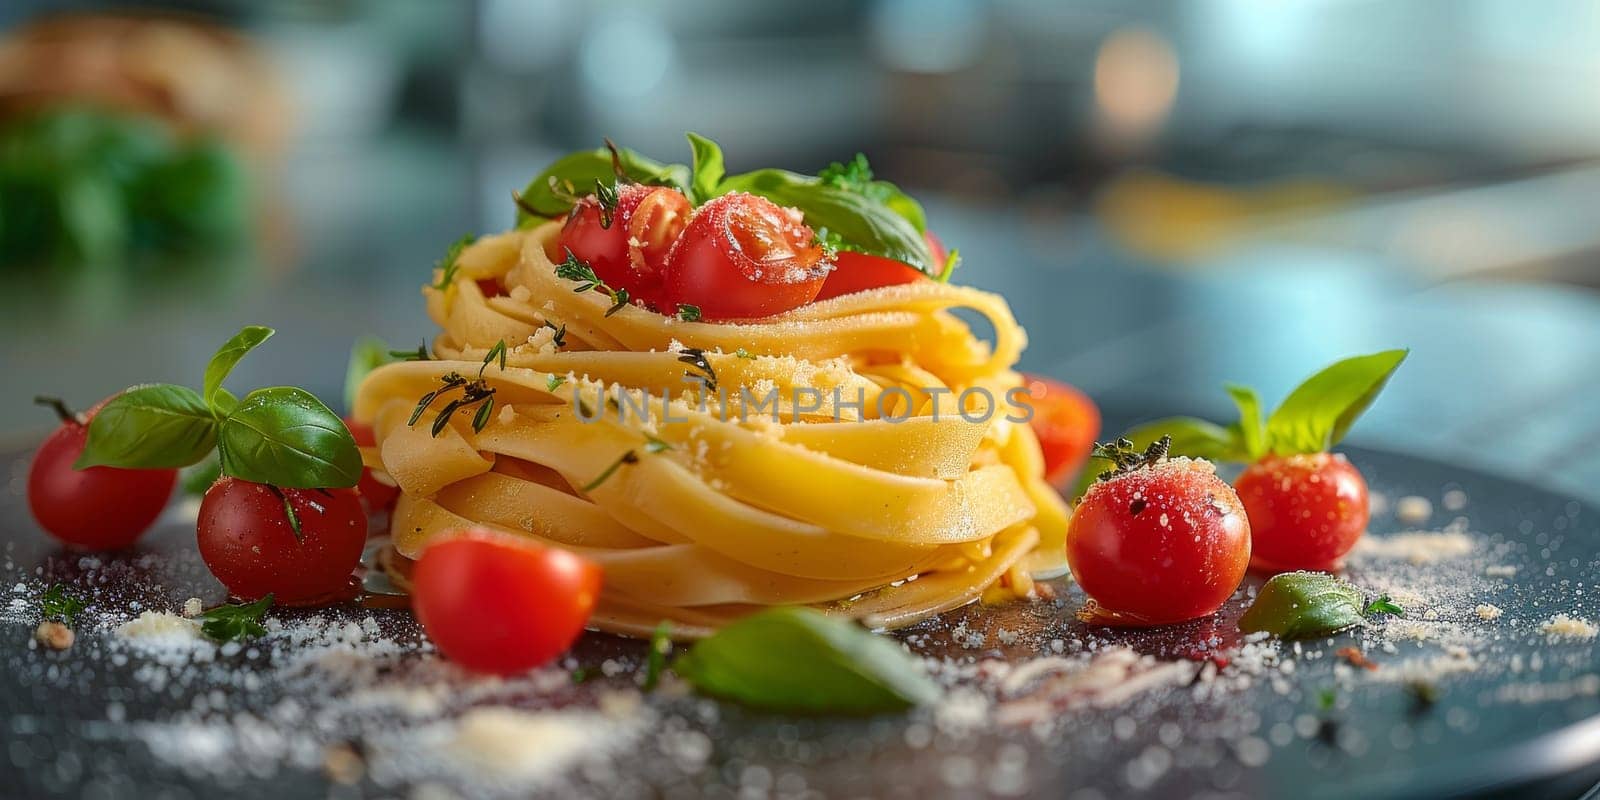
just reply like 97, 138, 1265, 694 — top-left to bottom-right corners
1239, 572, 1397, 640
593, 178, 620, 228
676, 304, 702, 323
571, 667, 592, 684
432, 234, 476, 290
519, 134, 937, 275
542, 321, 567, 348
1364, 595, 1406, 617
1091, 436, 1172, 482
39, 584, 86, 625
677, 347, 717, 392
555, 248, 633, 316
734, 348, 756, 360
582, 435, 672, 492
546, 374, 567, 392
1077, 350, 1408, 499
389, 341, 432, 361
197, 594, 273, 642
409, 371, 497, 437
673, 607, 941, 714
77, 326, 361, 489
267, 486, 303, 541
582, 450, 639, 492
642, 621, 672, 691
480, 339, 507, 378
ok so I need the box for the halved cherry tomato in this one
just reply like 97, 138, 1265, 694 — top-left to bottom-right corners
411, 529, 602, 675
1234, 453, 1369, 573
343, 418, 399, 514
28, 396, 176, 550
196, 477, 366, 603
1021, 375, 1101, 488
662, 192, 832, 320
1066, 456, 1250, 625
559, 183, 691, 305
815, 231, 947, 300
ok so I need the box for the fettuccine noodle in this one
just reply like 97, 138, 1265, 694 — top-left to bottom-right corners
354, 222, 1070, 639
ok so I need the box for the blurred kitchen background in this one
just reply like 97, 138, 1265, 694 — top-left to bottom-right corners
2, 0, 1599, 502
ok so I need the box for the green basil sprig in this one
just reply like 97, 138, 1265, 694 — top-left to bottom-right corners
673, 607, 941, 714
76, 325, 360, 489
1238, 571, 1404, 639
1074, 350, 1407, 498
514, 133, 942, 277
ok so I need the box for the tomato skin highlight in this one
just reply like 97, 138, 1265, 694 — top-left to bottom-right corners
411, 529, 602, 675
27, 407, 175, 549
343, 418, 399, 514
1066, 459, 1250, 625
814, 230, 946, 300
663, 192, 832, 320
558, 184, 691, 306
1021, 374, 1101, 488
1234, 453, 1369, 572
196, 477, 366, 603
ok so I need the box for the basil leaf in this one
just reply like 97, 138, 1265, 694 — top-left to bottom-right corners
686, 132, 724, 206
1071, 416, 1241, 501
217, 387, 361, 488
673, 607, 940, 714
716, 169, 935, 274
1266, 349, 1408, 455
344, 336, 393, 412
75, 384, 218, 469
1225, 384, 1265, 461
202, 326, 273, 413
1239, 571, 1367, 639
515, 147, 690, 221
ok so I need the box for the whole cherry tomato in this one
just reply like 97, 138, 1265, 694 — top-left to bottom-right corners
27, 397, 175, 549
1234, 452, 1369, 572
197, 477, 366, 603
411, 529, 602, 675
1066, 450, 1250, 625
662, 192, 832, 320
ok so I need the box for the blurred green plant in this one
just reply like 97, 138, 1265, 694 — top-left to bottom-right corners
0, 107, 250, 266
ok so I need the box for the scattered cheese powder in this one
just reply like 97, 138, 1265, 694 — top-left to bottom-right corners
117, 610, 203, 642
1539, 615, 1598, 640
1475, 604, 1504, 621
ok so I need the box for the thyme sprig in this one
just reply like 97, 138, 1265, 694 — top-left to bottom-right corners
542, 321, 567, 348
432, 234, 477, 290
581, 434, 674, 492
409, 371, 498, 436
389, 341, 432, 361
677, 347, 718, 393
40, 584, 86, 625
1093, 435, 1172, 482
267, 485, 304, 542
555, 249, 633, 316
480, 339, 507, 378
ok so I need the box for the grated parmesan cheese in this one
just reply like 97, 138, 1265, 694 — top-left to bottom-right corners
1539, 614, 1598, 640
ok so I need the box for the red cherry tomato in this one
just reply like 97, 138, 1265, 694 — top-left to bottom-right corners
411, 529, 602, 675
197, 477, 366, 603
814, 230, 946, 300
27, 398, 176, 549
343, 418, 399, 514
558, 183, 692, 305
1021, 375, 1101, 487
663, 192, 832, 320
1234, 453, 1369, 572
1066, 458, 1251, 625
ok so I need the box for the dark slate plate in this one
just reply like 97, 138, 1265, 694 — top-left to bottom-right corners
1, 444, 1597, 800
